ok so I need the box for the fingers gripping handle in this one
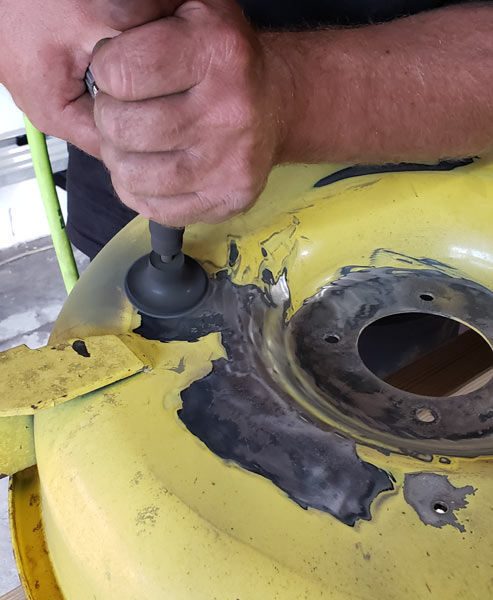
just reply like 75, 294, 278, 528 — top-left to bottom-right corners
83, 34, 185, 260
85, 0, 183, 95
86, 1, 208, 318
83, 79, 184, 259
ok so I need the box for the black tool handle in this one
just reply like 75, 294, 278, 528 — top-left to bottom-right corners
149, 221, 184, 262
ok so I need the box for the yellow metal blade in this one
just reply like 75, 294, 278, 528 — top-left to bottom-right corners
0, 335, 146, 417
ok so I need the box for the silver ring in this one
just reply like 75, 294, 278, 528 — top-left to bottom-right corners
84, 67, 99, 99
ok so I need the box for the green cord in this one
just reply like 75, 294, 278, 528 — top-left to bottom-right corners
24, 117, 79, 293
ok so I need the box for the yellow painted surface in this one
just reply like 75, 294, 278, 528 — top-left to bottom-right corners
9, 467, 63, 600
0, 417, 34, 477
0, 335, 145, 417
8, 160, 493, 599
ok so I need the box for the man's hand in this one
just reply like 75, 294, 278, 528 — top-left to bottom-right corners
91, 0, 287, 226
73, 0, 493, 228
0, 2, 117, 156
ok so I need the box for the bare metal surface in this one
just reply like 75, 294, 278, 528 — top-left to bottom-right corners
138, 273, 393, 526
404, 473, 475, 532
290, 265, 493, 455
137, 257, 493, 527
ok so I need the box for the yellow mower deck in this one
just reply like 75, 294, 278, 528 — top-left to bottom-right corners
3, 160, 493, 599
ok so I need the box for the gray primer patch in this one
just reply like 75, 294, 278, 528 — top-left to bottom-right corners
404, 472, 475, 532
137, 273, 393, 526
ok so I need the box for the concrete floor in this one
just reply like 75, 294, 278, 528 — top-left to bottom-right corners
0, 237, 88, 351
0, 237, 88, 595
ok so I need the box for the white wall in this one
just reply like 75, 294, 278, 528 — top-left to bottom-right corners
0, 85, 24, 134
0, 180, 67, 250
0, 84, 68, 250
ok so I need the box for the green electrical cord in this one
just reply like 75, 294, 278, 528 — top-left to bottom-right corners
24, 116, 79, 293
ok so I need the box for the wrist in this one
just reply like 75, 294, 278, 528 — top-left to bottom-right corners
258, 32, 299, 166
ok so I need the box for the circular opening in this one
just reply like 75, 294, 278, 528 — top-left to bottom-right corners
420, 293, 434, 302
324, 334, 340, 344
433, 501, 449, 515
415, 407, 437, 423
358, 313, 493, 397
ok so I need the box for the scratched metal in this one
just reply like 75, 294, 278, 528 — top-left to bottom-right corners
137, 263, 493, 525
403, 472, 476, 532
289, 268, 493, 453
137, 271, 393, 527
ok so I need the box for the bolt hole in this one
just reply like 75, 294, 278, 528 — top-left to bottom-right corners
324, 334, 340, 344
420, 293, 434, 302
415, 407, 437, 423
433, 501, 449, 515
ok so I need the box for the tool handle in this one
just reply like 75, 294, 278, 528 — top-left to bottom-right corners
149, 222, 184, 261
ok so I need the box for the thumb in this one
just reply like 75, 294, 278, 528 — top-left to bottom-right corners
89, 0, 185, 31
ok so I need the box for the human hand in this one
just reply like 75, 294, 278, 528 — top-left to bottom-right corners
0, 1, 117, 156
90, 0, 289, 226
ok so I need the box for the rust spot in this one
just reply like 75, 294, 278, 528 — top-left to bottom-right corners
52, 343, 69, 351
32, 520, 42, 533
29, 493, 40, 507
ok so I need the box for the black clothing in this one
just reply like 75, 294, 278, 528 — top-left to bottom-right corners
66, 146, 137, 260
239, 0, 462, 28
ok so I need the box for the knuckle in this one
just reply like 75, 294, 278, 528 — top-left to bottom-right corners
111, 158, 138, 194
210, 86, 258, 133
162, 117, 186, 150
217, 21, 246, 56
158, 152, 194, 193
99, 103, 126, 146
172, 152, 193, 181
220, 25, 253, 72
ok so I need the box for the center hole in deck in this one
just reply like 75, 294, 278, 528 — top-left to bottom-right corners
358, 313, 493, 397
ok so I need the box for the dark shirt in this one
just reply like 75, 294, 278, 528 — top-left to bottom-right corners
67, 0, 467, 259
239, 0, 461, 28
